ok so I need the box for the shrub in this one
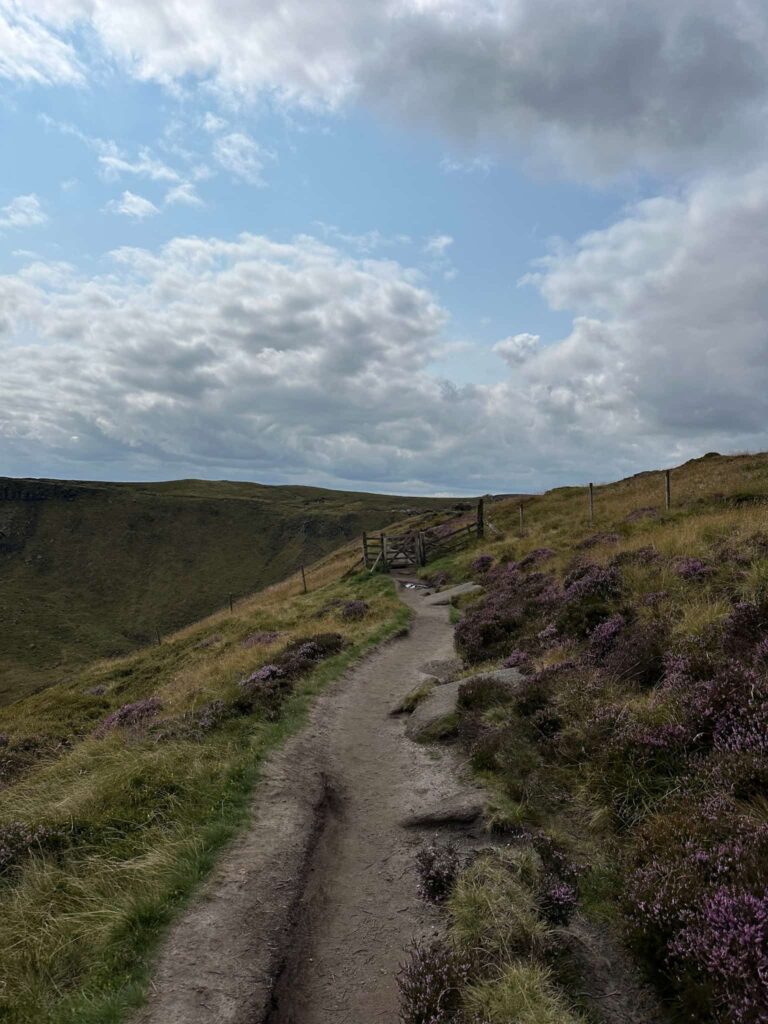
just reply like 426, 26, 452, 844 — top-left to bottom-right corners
341, 600, 369, 622
537, 873, 578, 925
587, 613, 625, 660
562, 564, 621, 604
517, 548, 555, 569
93, 697, 162, 739
397, 939, 475, 1024
601, 622, 667, 688
470, 554, 495, 575
668, 886, 768, 1024
674, 556, 712, 580
0, 822, 67, 875
502, 649, 531, 670
577, 532, 621, 550
457, 676, 516, 713
415, 839, 462, 902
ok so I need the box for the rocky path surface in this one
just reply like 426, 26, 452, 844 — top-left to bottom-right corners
137, 580, 480, 1024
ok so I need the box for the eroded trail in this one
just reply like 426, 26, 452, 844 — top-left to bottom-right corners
138, 581, 479, 1024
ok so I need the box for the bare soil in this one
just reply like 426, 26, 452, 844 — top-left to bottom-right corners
137, 581, 480, 1024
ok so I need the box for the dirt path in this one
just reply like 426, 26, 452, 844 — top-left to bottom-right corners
138, 581, 479, 1024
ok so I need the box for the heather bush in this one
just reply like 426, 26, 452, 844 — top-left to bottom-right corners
415, 839, 463, 902
93, 697, 162, 738
397, 938, 475, 1024
669, 886, 768, 1024
0, 821, 67, 875
674, 556, 712, 580
600, 621, 667, 688
455, 569, 560, 663
562, 564, 621, 604
576, 532, 620, 550
341, 600, 369, 622
470, 554, 494, 575
516, 548, 555, 569
502, 649, 530, 670
537, 873, 578, 925
457, 676, 517, 713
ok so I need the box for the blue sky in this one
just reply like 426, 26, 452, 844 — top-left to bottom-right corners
3, 2, 768, 494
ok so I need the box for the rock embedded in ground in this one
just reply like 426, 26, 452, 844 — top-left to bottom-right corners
422, 583, 484, 606
405, 681, 460, 742
400, 797, 484, 828
418, 658, 462, 683
458, 667, 523, 688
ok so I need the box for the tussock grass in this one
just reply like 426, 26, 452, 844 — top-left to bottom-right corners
465, 963, 585, 1024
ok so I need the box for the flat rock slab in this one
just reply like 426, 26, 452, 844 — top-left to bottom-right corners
422, 583, 483, 606
400, 797, 484, 828
460, 667, 523, 687
419, 658, 462, 683
405, 680, 460, 741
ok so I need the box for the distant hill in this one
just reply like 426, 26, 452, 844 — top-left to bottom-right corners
0, 477, 461, 704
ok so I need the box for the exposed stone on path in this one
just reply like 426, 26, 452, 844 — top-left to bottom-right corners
422, 583, 483, 606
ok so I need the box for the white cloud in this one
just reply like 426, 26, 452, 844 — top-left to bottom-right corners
165, 182, 203, 207
440, 155, 494, 176
104, 190, 160, 219
424, 234, 453, 256
202, 111, 227, 134
14, 1, 768, 177
0, 2, 83, 85
212, 131, 272, 185
494, 333, 540, 366
0, 194, 47, 230
98, 144, 180, 183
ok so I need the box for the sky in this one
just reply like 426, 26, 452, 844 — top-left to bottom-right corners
2, 2, 768, 495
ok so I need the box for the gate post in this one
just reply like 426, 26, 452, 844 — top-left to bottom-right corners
362, 531, 369, 568
380, 533, 388, 572
477, 498, 485, 539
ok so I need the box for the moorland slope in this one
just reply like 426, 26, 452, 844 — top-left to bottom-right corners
0, 476, 458, 702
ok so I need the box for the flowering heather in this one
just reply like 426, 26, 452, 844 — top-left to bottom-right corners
502, 649, 531, 669
239, 664, 285, 688
642, 591, 668, 607
537, 623, 559, 645
458, 675, 516, 712
469, 554, 494, 575
562, 563, 621, 603
669, 887, 768, 1024
341, 600, 369, 622
721, 601, 768, 656
537, 873, 578, 925
588, 613, 626, 659
241, 631, 280, 648
415, 839, 462, 902
93, 697, 162, 738
611, 546, 660, 567
673, 556, 712, 580
577, 531, 621, 550
516, 547, 555, 569
0, 821, 66, 874
397, 938, 474, 1024
0, 734, 7, 748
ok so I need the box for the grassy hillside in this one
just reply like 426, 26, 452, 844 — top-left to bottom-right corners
400, 451, 768, 1024
0, 536, 409, 1023
0, 476, 458, 703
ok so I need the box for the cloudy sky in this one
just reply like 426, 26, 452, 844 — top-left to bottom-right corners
2, 1, 768, 494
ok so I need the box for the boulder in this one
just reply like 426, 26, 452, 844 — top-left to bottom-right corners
405, 680, 460, 742
418, 658, 462, 683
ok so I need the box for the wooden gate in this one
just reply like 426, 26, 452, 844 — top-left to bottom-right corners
362, 500, 485, 572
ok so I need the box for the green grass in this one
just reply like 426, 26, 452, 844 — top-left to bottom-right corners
0, 570, 409, 1022
0, 476, 457, 704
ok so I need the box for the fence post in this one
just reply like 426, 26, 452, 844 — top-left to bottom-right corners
519, 502, 525, 535
362, 531, 369, 569
380, 533, 388, 572
229, 593, 233, 614
418, 532, 427, 567
476, 498, 485, 539
665, 470, 671, 511
155, 629, 161, 646
588, 482, 594, 526
300, 565, 307, 594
